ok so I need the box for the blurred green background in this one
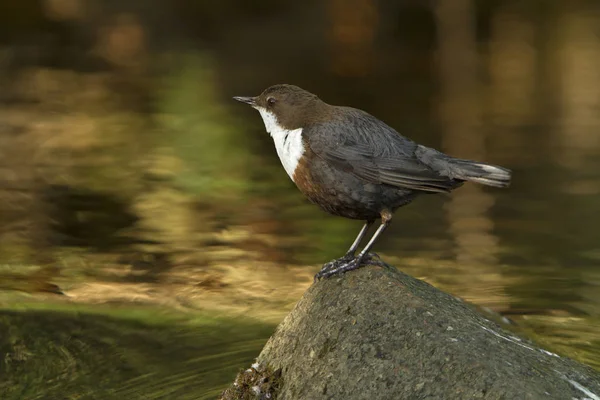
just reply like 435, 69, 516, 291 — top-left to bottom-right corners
0, 0, 599, 398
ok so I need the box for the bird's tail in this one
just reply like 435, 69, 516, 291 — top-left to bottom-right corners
448, 159, 511, 188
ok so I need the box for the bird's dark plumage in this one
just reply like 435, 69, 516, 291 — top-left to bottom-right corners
307, 107, 464, 193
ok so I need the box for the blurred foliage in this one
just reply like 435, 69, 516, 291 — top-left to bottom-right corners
157, 54, 255, 202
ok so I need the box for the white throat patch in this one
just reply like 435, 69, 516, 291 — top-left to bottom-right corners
256, 107, 305, 182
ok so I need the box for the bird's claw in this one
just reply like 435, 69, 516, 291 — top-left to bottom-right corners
314, 252, 383, 281
319, 254, 354, 275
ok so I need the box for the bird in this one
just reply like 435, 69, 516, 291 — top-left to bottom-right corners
233, 84, 511, 279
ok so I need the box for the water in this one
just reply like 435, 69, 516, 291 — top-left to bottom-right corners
0, 0, 599, 397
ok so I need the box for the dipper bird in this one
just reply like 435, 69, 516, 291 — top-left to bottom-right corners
234, 84, 511, 279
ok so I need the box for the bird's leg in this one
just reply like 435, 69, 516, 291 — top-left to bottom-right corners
318, 220, 374, 275
344, 219, 375, 258
315, 211, 392, 280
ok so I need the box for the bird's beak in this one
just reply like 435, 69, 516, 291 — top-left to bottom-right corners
233, 96, 257, 107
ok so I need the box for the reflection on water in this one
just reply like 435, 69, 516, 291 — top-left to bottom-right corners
1, 0, 600, 397
0, 305, 273, 400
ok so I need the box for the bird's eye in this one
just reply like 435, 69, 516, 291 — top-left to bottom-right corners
267, 97, 276, 106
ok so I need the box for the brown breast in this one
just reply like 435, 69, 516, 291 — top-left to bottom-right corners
292, 150, 326, 202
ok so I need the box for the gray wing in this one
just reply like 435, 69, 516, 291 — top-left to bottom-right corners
306, 108, 460, 193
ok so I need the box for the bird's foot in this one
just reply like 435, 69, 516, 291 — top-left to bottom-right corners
315, 252, 382, 281
319, 254, 355, 274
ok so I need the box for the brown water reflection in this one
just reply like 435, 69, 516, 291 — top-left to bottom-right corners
0, 0, 599, 397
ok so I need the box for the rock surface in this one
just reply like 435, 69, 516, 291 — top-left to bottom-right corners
246, 264, 600, 399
